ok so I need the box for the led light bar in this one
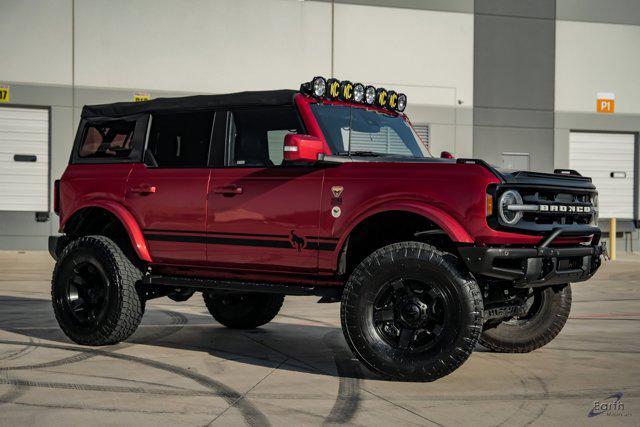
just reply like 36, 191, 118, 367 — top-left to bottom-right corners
300, 77, 407, 112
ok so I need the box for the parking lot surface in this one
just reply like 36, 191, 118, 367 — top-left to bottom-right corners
0, 251, 638, 426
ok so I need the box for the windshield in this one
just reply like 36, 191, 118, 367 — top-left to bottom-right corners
310, 104, 430, 158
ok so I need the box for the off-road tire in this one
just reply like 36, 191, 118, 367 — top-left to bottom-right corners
51, 235, 144, 345
341, 242, 483, 381
480, 284, 571, 353
203, 292, 284, 329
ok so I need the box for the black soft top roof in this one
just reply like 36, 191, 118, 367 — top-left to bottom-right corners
81, 89, 298, 118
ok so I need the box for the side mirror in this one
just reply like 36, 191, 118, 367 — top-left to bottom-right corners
440, 151, 454, 159
284, 134, 324, 163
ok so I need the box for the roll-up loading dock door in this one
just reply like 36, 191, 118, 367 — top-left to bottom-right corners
569, 131, 637, 220
0, 106, 50, 212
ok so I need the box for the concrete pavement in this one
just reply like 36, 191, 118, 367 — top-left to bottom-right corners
0, 251, 638, 426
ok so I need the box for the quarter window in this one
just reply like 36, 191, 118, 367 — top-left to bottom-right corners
79, 120, 135, 158
147, 112, 214, 167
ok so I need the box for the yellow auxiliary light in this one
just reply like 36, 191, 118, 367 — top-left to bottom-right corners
301, 77, 408, 111
327, 78, 341, 99
388, 91, 398, 110
340, 81, 354, 101
375, 88, 388, 108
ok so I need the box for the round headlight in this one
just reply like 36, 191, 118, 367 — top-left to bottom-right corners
326, 78, 341, 99
498, 190, 523, 225
364, 86, 376, 105
376, 88, 388, 107
353, 83, 365, 103
340, 80, 354, 101
397, 93, 407, 112
312, 77, 326, 97
387, 91, 398, 110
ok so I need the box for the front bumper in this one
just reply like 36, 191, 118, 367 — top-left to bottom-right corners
459, 226, 603, 287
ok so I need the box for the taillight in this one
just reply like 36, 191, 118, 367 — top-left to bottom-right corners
54, 179, 60, 215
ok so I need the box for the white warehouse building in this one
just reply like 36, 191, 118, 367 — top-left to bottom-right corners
0, 0, 639, 251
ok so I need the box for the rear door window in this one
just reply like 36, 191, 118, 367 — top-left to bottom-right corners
146, 112, 214, 168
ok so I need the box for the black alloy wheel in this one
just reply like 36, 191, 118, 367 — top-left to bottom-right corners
480, 284, 572, 353
372, 278, 450, 353
341, 241, 483, 381
52, 235, 144, 346
203, 292, 284, 329
62, 258, 111, 328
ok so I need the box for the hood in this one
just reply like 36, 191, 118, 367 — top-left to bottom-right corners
494, 168, 596, 191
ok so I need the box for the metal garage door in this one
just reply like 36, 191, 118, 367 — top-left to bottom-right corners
569, 132, 636, 219
0, 106, 49, 212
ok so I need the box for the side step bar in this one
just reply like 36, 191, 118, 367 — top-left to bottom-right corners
141, 275, 343, 298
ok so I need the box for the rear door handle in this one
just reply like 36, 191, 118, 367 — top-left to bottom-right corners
213, 185, 243, 195
130, 185, 157, 195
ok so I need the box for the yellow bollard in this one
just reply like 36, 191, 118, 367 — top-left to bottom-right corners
610, 217, 617, 261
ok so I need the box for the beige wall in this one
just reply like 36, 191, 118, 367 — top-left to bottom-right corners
74, 0, 332, 92
0, 0, 72, 85
556, 20, 640, 114
334, 3, 474, 107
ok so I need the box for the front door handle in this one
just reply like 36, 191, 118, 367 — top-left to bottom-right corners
130, 185, 157, 195
213, 185, 243, 195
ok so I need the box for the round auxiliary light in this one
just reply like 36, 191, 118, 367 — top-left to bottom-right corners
353, 83, 365, 103
311, 76, 326, 97
375, 88, 388, 108
326, 78, 341, 99
340, 80, 354, 101
498, 190, 524, 225
387, 91, 398, 110
364, 86, 376, 105
397, 93, 407, 112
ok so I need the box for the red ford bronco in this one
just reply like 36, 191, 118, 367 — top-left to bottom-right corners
50, 77, 603, 381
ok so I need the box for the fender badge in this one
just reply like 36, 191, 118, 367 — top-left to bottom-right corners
331, 186, 344, 198
331, 206, 342, 218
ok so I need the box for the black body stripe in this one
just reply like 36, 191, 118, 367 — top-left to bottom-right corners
143, 229, 289, 239
307, 236, 339, 241
305, 242, 338, 251
144, 233, 337, 251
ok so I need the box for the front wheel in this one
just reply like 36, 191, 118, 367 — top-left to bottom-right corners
480, 284, 572, 353
341, 242, 484, 382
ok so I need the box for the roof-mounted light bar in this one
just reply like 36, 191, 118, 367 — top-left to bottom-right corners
300, 76, 407, 112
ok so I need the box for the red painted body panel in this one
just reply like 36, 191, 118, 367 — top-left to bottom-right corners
123, 164, 210, 265
59, 163, 152, 262
206, 166, 324, 273
317, 162, 497, 273
57, 92, 591, 284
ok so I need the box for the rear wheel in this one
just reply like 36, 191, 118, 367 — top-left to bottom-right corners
341, 242, 483, 381
51, 235, 144, 346
203, 292, 284, 329
480, 284, 571, 353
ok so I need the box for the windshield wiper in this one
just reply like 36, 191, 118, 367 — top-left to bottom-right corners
336, 151, 384, 157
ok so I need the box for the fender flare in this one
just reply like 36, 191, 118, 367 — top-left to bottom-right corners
337, 200, 474, 254
61, 200, 152, 263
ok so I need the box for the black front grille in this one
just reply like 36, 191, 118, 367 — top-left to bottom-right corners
490, 185, 597, 234
520, 189, 593, 226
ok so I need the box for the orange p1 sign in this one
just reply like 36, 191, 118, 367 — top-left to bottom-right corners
596, 92, 615, 113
